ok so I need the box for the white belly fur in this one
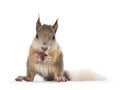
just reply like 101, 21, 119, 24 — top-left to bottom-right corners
34, 63, 55, 77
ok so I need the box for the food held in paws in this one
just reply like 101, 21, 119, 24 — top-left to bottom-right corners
39, 52, 47, 60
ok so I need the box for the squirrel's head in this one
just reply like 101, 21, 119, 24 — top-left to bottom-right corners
35, 17, 58, 52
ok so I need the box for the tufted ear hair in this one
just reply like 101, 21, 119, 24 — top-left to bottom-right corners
52, 19, 58, 33
36, 17, 41, 31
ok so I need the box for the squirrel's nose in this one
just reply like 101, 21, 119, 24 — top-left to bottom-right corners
41, 46, 48, 51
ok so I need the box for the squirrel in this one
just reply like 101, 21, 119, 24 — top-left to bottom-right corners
15, 17, 105, 82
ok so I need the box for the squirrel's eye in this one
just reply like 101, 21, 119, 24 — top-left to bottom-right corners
52, 36, 55, 40
36, 34, 38, 38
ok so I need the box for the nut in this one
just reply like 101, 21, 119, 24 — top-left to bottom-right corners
39, 52, 47, 59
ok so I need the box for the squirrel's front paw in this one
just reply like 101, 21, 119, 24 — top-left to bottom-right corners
35, 54, 41, 61
36, 56, 42, 61
43, 56, 52, 63
34, 54, 42, 62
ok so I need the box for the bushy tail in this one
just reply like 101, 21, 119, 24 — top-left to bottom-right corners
66, 70, 106, 81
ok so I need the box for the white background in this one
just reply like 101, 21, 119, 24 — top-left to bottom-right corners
0, 0, 120, 90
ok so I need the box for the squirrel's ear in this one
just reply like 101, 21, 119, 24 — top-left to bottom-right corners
52, 19, 58, 33
36, 17, 41, 31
